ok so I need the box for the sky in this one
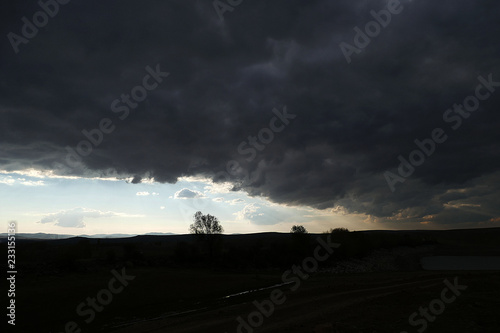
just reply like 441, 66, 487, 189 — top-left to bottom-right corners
1, 0, 500, 235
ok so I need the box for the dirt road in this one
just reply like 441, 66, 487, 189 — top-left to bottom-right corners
108, 271, 500, 333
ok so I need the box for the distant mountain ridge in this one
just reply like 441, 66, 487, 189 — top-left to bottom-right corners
0, 232, 177, 240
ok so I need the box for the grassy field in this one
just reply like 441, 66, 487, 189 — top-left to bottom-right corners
16, 267, 283, 332
15, 267, 500, 333
6, 228, 500, 332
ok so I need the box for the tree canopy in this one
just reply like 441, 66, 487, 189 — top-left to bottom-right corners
189, 211, 224, 235
290, 225, 308, 234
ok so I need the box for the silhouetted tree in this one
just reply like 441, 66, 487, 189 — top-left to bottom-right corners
189, 211, 224, 265
189, 211, 224, 234
290, 225, 307, 234
326, 227, 350, 235
290, 225, 310, 259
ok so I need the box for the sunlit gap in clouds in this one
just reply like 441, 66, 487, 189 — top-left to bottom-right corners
1, 169, 356, 235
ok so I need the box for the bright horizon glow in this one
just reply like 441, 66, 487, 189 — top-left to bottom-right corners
2, 169, 489, 236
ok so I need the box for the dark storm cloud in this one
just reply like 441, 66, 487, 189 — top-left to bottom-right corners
1, 0, 500, 226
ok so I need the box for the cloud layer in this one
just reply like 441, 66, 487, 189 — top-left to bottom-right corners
2, 0, 500, 227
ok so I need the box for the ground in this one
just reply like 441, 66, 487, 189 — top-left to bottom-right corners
17, 268, 500, 333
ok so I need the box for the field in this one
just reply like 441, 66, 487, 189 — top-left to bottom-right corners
5, 228, 500, 332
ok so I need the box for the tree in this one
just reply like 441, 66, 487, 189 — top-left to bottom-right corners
290, 225, 309, 259
189, 212, 224, 264
328, 227, 350, 234
290, 225, 308, 234
189, 211, 224, 235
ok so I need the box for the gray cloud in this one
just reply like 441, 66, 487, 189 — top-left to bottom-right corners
2, 0, 500, 227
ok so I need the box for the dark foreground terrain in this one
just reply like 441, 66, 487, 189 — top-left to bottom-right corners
109, 271, 500, 333
4, 228, 500, 332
